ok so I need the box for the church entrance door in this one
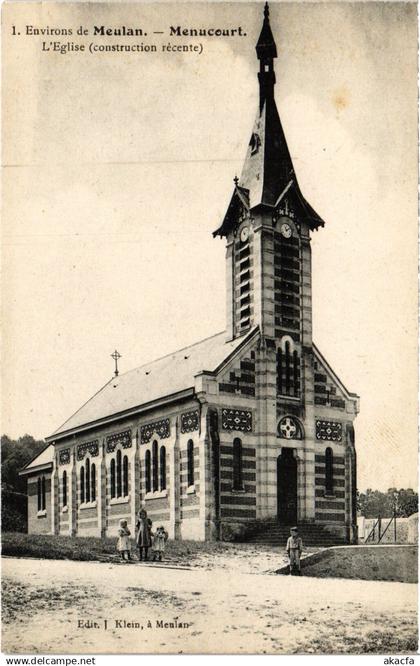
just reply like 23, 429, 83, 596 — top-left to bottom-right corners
277, 448, 297, 524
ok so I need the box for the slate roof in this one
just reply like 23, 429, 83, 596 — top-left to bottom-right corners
48, 327, 259, 440
214, 97, 325, 238
19, 444, 54, 475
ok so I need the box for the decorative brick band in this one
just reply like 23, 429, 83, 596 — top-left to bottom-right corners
315, 420, 342, 442
221, 508, 256, 519
315, 512, 345, 522
140, 419, 170, 444
106, 430, 132, 453
58, 448, 71, 465
221, 408, 252, 432
77, 440, 99, 461
180, 410, 199, 433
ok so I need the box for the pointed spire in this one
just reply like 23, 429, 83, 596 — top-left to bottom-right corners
213, 2, 325, 238
256, 3, 277, 111
256, 2, 277, 61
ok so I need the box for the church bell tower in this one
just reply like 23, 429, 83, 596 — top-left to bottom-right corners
214, 3, 329, 522
214, 1, 324, 364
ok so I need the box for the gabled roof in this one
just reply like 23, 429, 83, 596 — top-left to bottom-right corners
213, 185, 249, 238
313, 344, 359, 402
19, 444, 54, 476
48, 327, 260, 440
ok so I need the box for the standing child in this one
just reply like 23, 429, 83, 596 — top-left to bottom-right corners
151, 526, 168, 562
136, 508, 152, 561
286, 526, 303, 575
117, 519, 131, 562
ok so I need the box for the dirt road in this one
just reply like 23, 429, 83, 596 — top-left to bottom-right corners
2, 557, 417, 654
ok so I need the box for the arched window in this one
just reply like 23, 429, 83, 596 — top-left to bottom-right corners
110, 458, 116, 499
293, 350, 299, 397
123, 455, 129, 497
325, 447, 334, 495
116, 449, 122, 498
91, 463, 96, 502
62, 470, 67, 508
145, 450, 151, 493
85, 458, 90, 503
233, 438, 243, 490
80, 465, 85, 504
37, 477, 42, 511
41, 476, 46, 511
277, 348, 283, 394
187, 439, 194, 487
152, 440, 159, 492
160, 446, 166, 491
285, 341, 291, 395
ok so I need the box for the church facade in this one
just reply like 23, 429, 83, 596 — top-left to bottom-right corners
21, 4, 359, 543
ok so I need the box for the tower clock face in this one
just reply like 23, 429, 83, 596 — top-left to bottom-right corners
280, 222, 292, 238
240, 226, 249, 242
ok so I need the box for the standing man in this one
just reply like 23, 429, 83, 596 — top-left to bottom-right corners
286, 526, 303, 575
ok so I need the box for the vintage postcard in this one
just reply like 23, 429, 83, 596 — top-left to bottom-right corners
1, 0, 418, 656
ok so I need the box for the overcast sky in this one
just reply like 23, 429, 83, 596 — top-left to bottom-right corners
2, 1, 418, 492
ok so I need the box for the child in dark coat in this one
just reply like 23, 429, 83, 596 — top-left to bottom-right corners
136, 508, 152, 561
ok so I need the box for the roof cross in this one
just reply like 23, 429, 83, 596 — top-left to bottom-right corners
111, 349, 122, 377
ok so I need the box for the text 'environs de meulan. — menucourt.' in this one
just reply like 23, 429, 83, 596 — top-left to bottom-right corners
25, 25, 248, 37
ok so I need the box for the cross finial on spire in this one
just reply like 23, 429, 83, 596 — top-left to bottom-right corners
111, 349, 121, 377
264, 2, 270, 20
233, 175, 239, 186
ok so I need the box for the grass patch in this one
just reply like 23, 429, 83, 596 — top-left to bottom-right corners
2, 532, 118, 561
300, 546, 418, 583
1, 531, 272, 563
293, 628, 418, 655
355, 630, 418, 654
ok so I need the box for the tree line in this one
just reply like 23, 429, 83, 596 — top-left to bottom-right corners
1, 434, 46, 531
357, 488, 418, 519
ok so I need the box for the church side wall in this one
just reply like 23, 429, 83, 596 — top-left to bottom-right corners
47, 351, 357, 544
313, 397, 358, 541
51, 398, 208, 542
27, 473, 52, 535
202, 363, 259, 539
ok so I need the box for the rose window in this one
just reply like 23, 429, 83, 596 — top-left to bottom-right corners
278, 416, 302, 440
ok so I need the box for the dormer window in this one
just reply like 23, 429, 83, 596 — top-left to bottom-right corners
249, 132, 261, 155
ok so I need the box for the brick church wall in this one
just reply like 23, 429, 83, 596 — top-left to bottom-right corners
179, 434, 201, 539
220, 442, 256, 521
27, 474, 52, 535
314, 451, 346, 522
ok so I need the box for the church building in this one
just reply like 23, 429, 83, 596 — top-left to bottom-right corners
21, 4, 359, 544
